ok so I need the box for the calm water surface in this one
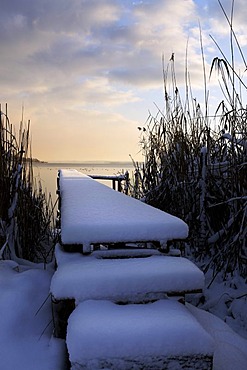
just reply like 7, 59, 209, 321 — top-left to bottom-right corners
33, 161, 134, 204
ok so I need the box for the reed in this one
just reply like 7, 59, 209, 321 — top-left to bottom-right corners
0, 105, 56, 263
130, 1, 247, 277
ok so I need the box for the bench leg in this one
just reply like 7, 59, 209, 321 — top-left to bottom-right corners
52, 297, 75, 339
83, 243, 91, 254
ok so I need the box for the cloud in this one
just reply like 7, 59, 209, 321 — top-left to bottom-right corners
0, 0, 202, 91
0, 0, 226, 161
198, 0, 247, 43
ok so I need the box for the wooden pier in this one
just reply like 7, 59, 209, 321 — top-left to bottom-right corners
51, 169, 214, 369
56, 169, 189, 254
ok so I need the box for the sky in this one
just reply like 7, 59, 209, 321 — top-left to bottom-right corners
1, 0, 247, 162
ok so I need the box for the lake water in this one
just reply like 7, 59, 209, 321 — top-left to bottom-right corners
32, 161, 134, 205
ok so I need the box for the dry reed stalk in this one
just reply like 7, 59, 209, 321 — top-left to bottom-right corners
0, 105, 56, 263
130, 0, 247, 276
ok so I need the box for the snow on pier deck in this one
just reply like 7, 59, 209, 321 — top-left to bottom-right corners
58, 169, 189, 253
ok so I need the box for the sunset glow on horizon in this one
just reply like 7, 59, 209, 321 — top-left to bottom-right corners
1, 0, 247, 162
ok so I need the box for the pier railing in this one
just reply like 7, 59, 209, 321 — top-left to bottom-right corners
89, 171, 130, 192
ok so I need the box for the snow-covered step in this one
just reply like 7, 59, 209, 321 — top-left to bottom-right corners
58, 169, 189, 253
51, 244, 205, 304
51, 244, 205, 338
67, 299, 214, 370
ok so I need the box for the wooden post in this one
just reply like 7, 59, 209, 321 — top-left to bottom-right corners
117, 180, 122, 192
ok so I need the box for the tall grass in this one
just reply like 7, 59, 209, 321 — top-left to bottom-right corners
130, 1, 247, 278
0, 104, 56, 263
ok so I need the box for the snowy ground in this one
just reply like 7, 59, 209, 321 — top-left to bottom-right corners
0, 260, 67, 370
0, 259, 247, 370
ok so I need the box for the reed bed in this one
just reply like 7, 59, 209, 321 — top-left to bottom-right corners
130, 2, 247, 278
0, 104, 56, 263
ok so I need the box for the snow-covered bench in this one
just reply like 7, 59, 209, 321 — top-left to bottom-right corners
57, 169, 189, 253
67, 300, 214, 370
51, 244, 205, 338
52, 169, 214, 368
52, 244, 204, 303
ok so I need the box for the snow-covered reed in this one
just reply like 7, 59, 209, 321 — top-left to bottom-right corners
0, 104, 56, 263
130, 2, 247, 278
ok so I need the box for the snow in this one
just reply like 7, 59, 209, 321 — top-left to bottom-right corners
0, 259, 247, 369
66, 299, 214, 363
196, 270, 247, 340
59, 170, 189, 251
0, 260, 66, 370
0, 170, 246, 369
187, 304, 247, 370
50, 244, 205, 303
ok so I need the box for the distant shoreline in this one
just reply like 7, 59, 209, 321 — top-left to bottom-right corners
24, 158, 47, 163
36, 159, 133, 166
33, 160, 134, 170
